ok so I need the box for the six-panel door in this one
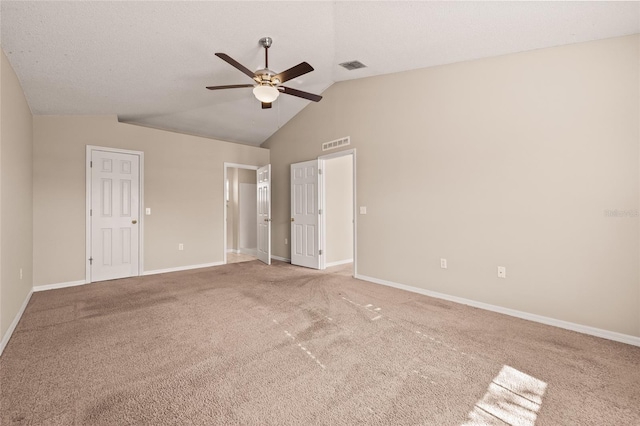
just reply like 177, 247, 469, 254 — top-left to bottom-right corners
290, 160, 320, 269
90, 150, 140, 282
257, 164, 271, 265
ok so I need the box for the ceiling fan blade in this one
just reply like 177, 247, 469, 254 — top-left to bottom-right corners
280, 86, 322, 102
206, 84, 254, 90
273, 62, 314, 84
215, 53, 256, 79
262, 102, 272, 109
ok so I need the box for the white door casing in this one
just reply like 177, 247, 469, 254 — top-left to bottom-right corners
257, 164, 271, 265
87, 147, 142, 282
290, 160, 321, 269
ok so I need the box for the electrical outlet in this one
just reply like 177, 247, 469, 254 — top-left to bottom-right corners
20, 268, 23, 280
285, 238, 288, 245
179, 243, 184, 251
359, 206, 367, 215
440, 258, 447, 269
145, 208, 151, 215
497, 266, 506, 278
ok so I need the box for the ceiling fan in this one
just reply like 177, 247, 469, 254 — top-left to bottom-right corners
206, 37, 322, 109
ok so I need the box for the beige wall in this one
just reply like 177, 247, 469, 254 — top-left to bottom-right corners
226, 168, 257, 253
226, 167, 238, 251
1, 50, 33, 339
237, 168, 257, 253
238, 168, 256, 184
33, 116, 269, 286
325, 155, 353, 264
263, 35, 640, 337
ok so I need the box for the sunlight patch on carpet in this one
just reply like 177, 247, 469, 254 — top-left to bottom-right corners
463, 365, 547, 426
341, 296, 384, 321
281, 325, 326, 369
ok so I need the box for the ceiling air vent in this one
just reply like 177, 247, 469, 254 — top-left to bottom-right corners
322, 137, 351, 152
339, 60, 367, 71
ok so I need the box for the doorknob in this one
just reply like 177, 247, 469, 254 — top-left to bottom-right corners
291, 218, 295, 222
264, 218, 271, 222
132, 220, 137, 224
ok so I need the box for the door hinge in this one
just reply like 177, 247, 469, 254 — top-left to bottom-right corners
90, 209, 92, 216
90, 161, 93, 168
318, 169, 322, 175
319, 250, 323, 255
319, 209, 322, 215
89, 257, 93, 265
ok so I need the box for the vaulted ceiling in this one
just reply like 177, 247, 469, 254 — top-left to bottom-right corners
2, 1, 639, 146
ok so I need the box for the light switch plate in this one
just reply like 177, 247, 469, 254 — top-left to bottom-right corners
498, 266, 506, 278
360, 206, 367, 214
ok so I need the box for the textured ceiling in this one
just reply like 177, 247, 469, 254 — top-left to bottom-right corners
2, 1, 639, 146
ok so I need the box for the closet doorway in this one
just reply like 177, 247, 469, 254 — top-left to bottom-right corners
225, 164, 258, 264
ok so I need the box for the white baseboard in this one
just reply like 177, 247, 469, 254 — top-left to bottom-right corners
326, 259, 353, 268
142, 261, 224, 276
33, 262, 226, 292
355, 274, 640, 348
0, 289, 33, 357
271, 255, 291, 263
33, 279, 87, 292
226, 249, 240, 254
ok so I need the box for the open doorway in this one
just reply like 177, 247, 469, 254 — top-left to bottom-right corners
224, 164, 258, 264
320, 150, 355, 275
290, 149, 356, 274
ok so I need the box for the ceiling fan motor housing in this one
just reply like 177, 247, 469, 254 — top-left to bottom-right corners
255, 69, 278, 85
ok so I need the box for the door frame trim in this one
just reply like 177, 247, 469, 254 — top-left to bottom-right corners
85, 145, 145, 283
318, 149, 357, 276
223, 162, 259, 265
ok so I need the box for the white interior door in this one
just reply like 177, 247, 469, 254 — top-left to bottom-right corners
90, 149, 140, 282
291, 160, 321, 269
257, 164, 271, 265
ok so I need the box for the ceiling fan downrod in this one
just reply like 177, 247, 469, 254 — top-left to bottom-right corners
259, 37, 272, 69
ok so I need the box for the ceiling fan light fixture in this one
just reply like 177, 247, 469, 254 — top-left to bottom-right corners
253, 84, 279, 103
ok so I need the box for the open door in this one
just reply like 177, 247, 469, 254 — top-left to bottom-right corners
290, 160, 321, 269
256, 164, 271, 265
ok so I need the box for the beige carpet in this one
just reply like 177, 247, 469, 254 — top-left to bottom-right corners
1, 260, 639, 425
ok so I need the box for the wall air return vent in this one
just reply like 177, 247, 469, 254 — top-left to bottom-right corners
339, 60, 367, 71
322, 136, 351, 152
